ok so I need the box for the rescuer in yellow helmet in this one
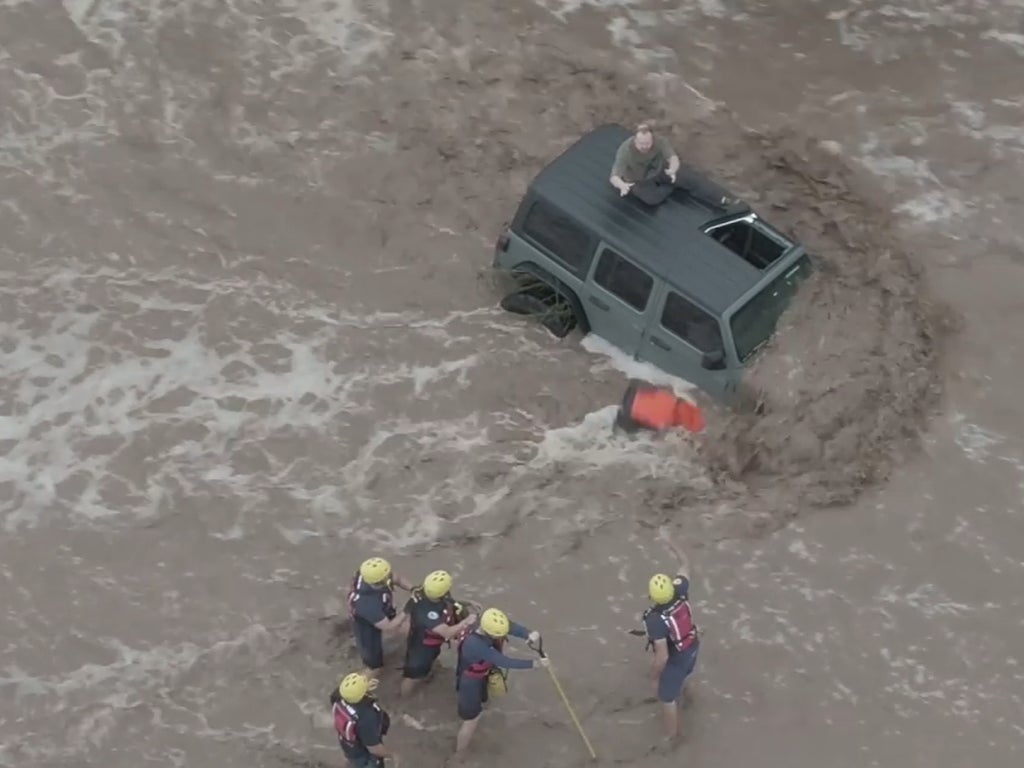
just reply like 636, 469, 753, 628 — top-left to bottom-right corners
400, 569, 479, 698
346, 556, 415, 679
329, 671, 396, 768
453, 607, 547, 758
642, 568, 700, 741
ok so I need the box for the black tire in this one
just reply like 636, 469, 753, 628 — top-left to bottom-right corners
500, 284, 578, 339
499, 287, 549, 316
505, 264, 591, 336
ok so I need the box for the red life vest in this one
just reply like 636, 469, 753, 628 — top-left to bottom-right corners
419, 596, 457, 648
347, 572, 393, 621
333, 699, 388, 750
458, 632, 504, 679
332, 701, 359, 747
654, 598, 698, 653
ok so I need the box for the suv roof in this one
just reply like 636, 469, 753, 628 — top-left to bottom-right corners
528, 124, 774, 315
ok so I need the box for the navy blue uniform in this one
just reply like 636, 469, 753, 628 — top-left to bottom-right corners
349, 575, 396, 670
331, 690, 390, 768
455, 622, 535, 720
643, 575, 700, 703
403, 590, 468, 679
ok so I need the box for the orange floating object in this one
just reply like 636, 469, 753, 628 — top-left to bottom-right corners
617, 382, 705, 434
672, 397, 705, 433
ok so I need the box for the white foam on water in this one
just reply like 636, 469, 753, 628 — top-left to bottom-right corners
950, 100, 1024, 152
0, 624, 280, 759
787, 537, 819, 563
533, 0, 640, 24
335, 413, 514, 549
581, 333, 697, 398
1, 0, 398, 186
535, 0, 733, 23
982, 29, 1024, 56
857, 132, 968, 224
392, 355, 481, 398
492, 334, 705, 474
607, 16, 643, 48
276, 0, 393, 68
696, 0, 728, 18
951, 101, 988, 132
0, 264, 510, 532
58, 0, 392, 70
950, 414, 1006, 463
895, 189, 967, 223
532, 0, 734, 71
61, 0, 98, 25
832, 1, 988, 47
531, 404, 700, 476
60, 0, 138, 59
2, 623, 273, 701
2, 314, 362, 528
0, 66, 112, 170
532, 405, 627, 467
829, 10, 873, 53
858, 152, 939, 185
878, 583, 974, 618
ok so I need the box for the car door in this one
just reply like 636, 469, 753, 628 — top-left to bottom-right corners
635, 287, 734, 399
582, 244, 656, 358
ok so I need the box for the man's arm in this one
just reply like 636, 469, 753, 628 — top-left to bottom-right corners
359, 600, 407, 632
659, 137, 680, 179
479, 643, 537, 670
358, 712, 394, 759
508, 621, 531, 641
655, 137, 679, 180
650, 637, 670, 679
510, 620, 544, 647
391, 572, 415, 591
660, 528, 690, 580
430, 612, 477, 641
644, 611, 670, 680
375, 613, 408, 631
609, 142, 633, 194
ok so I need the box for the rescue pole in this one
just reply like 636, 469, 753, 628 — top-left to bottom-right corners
529, 638, 598, 761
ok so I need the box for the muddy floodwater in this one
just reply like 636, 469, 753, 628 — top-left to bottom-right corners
2, 1, 1024, 767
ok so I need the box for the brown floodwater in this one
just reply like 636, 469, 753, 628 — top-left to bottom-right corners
1, 1, 1023, 767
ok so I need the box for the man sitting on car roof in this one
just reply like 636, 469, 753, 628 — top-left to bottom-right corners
609, 121, 681, 206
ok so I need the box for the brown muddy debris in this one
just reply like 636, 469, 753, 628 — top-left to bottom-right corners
338, 32, 948, 541
681, 126, 953, 534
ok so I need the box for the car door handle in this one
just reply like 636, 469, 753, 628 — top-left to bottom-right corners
650, 335, 671, 351
588, 296, 610, 311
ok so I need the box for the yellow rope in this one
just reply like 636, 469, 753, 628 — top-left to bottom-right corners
545, 664, 598, 760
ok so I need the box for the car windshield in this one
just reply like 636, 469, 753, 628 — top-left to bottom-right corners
730, 254, 812, 363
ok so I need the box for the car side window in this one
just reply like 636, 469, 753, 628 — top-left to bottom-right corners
520, 201, 594, 277
661, 292, 724, 354
593, 248, 653, 312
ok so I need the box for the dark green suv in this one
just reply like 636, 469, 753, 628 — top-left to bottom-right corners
493, 124, 812, 404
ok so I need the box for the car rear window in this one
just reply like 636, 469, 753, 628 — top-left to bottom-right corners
519, 201, 594, 277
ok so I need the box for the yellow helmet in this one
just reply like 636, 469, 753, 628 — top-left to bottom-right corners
359, 557, 392, 585
423, 570, 453, 600
480, 608, 510, 638
648, 573, 675, 605
338, 672, 377, 704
